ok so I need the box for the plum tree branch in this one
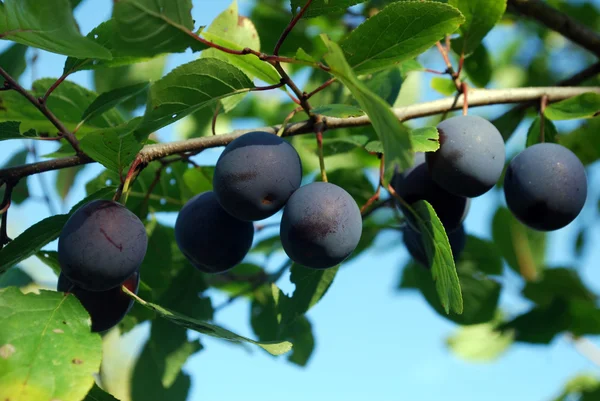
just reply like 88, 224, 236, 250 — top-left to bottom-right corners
507, 0, 600, 57
1, 86, 598, 182
0, 67, 83, 154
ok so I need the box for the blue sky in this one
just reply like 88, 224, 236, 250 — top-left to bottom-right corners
1, 1, 600, 401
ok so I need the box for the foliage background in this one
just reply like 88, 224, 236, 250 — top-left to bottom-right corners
1, 0, 600, 400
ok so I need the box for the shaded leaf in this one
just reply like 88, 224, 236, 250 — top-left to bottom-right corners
0, 44, 28, 80
499, 299, 570, 344
526, 116, 558, 147
81, 83, 149, 123
522, 268, 595, 307
463, 43, 492, 88
291, 0, 364, 18
313, 104, 365, 118
450, 0, 506, 55
83, 385, 120, 401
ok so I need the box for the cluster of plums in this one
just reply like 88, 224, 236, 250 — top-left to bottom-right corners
397, 114, 588, 268
174, 131, 363, 272
56, 131, 363, 332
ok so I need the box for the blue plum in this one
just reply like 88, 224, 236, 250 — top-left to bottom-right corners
213, 131, 302, 221
392, 153, 470, 233
403, 224, 466, 268
175, 191, 254, 273
280, 182, 362, 269
58, 200, 148, 292
58, 271, 139, 332
504, 143, 587, 231
426, 115, 506, 197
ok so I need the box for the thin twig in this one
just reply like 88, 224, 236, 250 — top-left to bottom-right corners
462, 82, 469, 116
539, 95, 549, 143
42, 71, 71, 103
0, 67, 82, 154
360, 155, 384, 214
274, 0, 314, 55
212, 103, 222, 136
1, 87, 598, 182
305, 77, 337, 100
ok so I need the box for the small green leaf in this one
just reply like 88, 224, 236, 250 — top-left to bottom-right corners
320, 35, 413, 182
81, 83, 149, 123
79, 118, 143, 174
499, 299, 570, 344
492, 207, 546, 281
313, 104, 365, 118
411, 127, 440, 153
0, 122, 36, 141
279, 264, 339, 324
0, 0, 112, 59
412, 201, 463, 314
545, 93, 600, 120
0, 187, 116, 274
463, 44, 492, 88
136, 58, 254, 140
290, 0, 364, 18
112, 0, 199, 57
526, 116, 558, 147
123, 287, 292, 356
431, 77, 457, 96
446, 316, 514, 362
340, 2, 465, 75
449, 0, 507, 55
0, 288, 103, 401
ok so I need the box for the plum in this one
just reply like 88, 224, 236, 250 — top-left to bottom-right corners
58, 271, 139, 333
280, 182, 362, 269
58, 200, 148, 292
213, 131, 302, 221
504, 142, 587, 231
392, 153, 470, 233
175, 191, 254, 273
426, 115, 506, 197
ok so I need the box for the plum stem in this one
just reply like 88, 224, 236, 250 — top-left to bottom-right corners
314, 119, 328, 182
461, 82, 469, 116
360, 155, 384, 215
539, 95, 549, 143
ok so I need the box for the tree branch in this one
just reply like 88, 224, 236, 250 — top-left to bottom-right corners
507, 0, 600, 57
1, 86, 598, 182
0, 67, 83, 154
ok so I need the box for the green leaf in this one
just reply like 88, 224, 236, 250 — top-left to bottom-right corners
0, 43, 27, 80
446, 317, 514, 362
321, 34, 413, 182
81, 83, 149, 123
411, 127, 440, 153
0, 0, 112, 59
0, 187, 116, 274
283, 316, 315, 367
431, 77, 457, 96
449, 0, 507, 55
463, 43, 492, 88
492, 106, 527, 141
83, 385, 119, 401
0, 268, 34, 289
319, 135, 370, 157
313, 104, 365, 118
559, 118, 600, 165
491, 207, 546, 281
131, 319, 199, 400
0, 149, 29, 204
0, 79, 125, 137
356, 67, 404, 106
79, 118, 143, 174
0, 288, 103, 401
56, 166, 84, 200
522, 268, 595, 307
35, 250, 62, 276
545, 93, 600, 120
291, 0, 364, 18
135, 58, 254, 140
499, 299, 570, 344
200, 1, 280, 87
279, 264, 339, 324
340, 2, 465, 75
459, 235, 503, 276
123, 287, 292, 356
112, 0, 199, 57
569, 300, 600, 336
526, 116, 558, 147
412, 201, 463, 314
0, 121, 36, 141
